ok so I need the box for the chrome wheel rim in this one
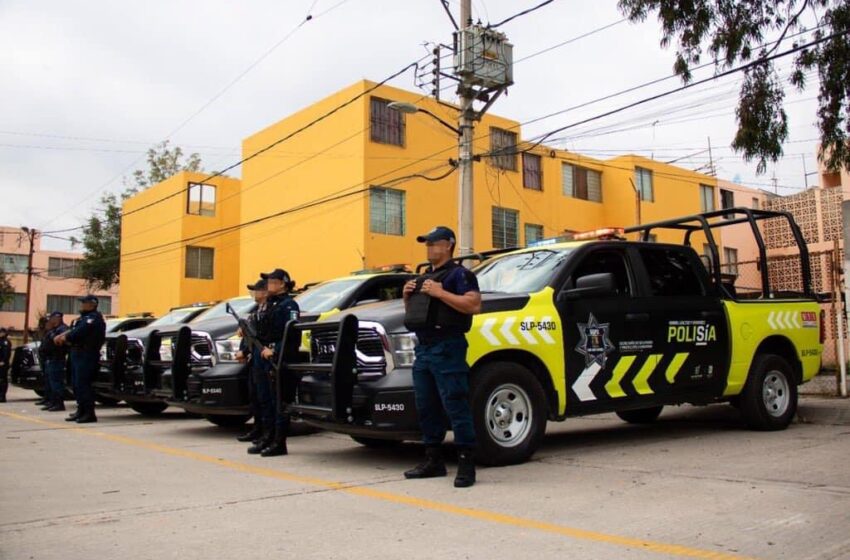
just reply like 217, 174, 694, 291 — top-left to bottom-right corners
763, 370, 790, 418
485, 383, 532, 447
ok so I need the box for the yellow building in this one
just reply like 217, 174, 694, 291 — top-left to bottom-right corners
119, 171, 241, 316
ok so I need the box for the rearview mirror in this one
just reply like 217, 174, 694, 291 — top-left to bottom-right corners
560, 272, 617, 301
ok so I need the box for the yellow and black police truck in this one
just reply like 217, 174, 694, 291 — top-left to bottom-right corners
280, 209, 823, 466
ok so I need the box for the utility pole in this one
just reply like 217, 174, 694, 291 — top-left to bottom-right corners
802, 154, 809, 189
457, 0, 475, 256
20, 227, 37, 345
707, 136, 715, 177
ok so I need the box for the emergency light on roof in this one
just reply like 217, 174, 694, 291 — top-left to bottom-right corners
527, 235, 571, 248
571, 228, 625, 241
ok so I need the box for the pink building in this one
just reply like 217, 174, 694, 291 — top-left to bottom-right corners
0, 227, 119, 338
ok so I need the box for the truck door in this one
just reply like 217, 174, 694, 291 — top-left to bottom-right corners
558, 247, 659, 413
632, 245, 731, 399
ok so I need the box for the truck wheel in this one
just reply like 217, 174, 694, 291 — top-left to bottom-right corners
350, 436, 402, 448
130, 402, 168, 416
616, 406, 663, 424
204, 414, 251, 428
740, 354, 798, 431
471, 361, 548, 466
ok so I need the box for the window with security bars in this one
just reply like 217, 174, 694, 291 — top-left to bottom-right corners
525, 223, 544, 245
722, 247, 739, 276
0, 293, 26, 312
562, 163, 602, 202
370, 97, 405, 146
752, 197, 760, 209
46, 295, 112, 315
490, 127, 517, 171
720, 188, 735, 218
492, 206, 519, 249
185, 246, 214, 279
47, 257, 82, 278
635, 167, 654, 202
187, 183, 216, 216
699, 184, 715, 212
522, 153, 542, 190
0, 253, 28, 274
369, 187, 406, 236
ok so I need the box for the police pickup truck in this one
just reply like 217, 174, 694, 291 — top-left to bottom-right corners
159, 271, 415, 427
279, 209, 823, 466
94, 302, 220, 414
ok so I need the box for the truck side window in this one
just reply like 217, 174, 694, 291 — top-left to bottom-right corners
571, 250, 632, 296
639, 248, 705, 297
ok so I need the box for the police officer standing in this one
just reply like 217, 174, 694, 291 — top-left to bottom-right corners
0, 327, 11, 403
253, 268, 299, 457
236, 278, 270, 446
403, 226, 481, 488
39, 312, 69, 411
54, 295, 106, 423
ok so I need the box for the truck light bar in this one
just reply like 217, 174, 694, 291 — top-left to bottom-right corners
571, 228, 625, 241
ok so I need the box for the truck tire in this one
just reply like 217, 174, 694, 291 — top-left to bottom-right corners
616, 405, 663, 424
471, 361, 548, 466
130, 402, 168, 416
350, 436, 402, 448
739, 354, 798, 431
204, 414, 251, 428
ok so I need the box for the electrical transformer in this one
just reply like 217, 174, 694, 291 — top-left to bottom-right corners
454, 25, 514, 90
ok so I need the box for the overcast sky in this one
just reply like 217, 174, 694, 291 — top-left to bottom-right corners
0, 0, 824, 251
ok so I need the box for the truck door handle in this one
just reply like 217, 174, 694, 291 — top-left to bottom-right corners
700, 311, 722, 318
625, 313, 650, 322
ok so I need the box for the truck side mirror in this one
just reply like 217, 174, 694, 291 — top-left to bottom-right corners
560, 272, 617, 301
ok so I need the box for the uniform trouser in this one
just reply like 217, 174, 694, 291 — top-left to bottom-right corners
70, 351, 98, 409
271, 371, 296, 433
0, 365, 8, 399
43, 360, 66, 404
252, 361, 275, 431
411, 336, 476, 449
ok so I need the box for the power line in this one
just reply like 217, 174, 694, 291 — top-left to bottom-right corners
514, 18, 628, 63
488, 0, 558, 28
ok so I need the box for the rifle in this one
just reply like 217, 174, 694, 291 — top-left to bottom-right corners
225, 303, 279, 374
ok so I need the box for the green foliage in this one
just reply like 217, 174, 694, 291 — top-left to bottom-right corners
618, 0, 850, 173
72, 141, 202, 290
0, 268, 13, 307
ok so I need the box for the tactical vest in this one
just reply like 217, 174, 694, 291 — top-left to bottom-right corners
403, 264, 473, 334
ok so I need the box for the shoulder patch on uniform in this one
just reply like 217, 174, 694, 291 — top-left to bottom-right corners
87, 318, 94, 324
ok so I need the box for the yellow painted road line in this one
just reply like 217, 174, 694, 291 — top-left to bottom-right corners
665, 353, 691, 384
606, 355, 636, 398
0, 410, 755, 560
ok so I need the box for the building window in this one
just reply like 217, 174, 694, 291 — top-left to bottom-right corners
699, 184, 715, 212
370, 97, 405, 146
492, 206, 519, 249
45, 295, 111, 315
0, 293, 26, 313
185, 247, 214, 280
723, 247, 739, 276
490, 127, 517, 171
752, 197, 760, 210
525, 223, 544, 245
634, 167, 654, 202
47, 257, 82, 278
0, 253, 28, 274
562, 163, 602, 202
187, 183, 216, 217
646, 233, 658, 243
720, 189, 735, 217
522, 153, 542, 190
369, 187, 406, 236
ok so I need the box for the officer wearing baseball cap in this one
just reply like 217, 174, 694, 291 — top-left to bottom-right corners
0, 327, 10, 403
54, 295, 106, 423
38, 311, 69, 411
403, 225, 481, 488
236, 278, 271, 445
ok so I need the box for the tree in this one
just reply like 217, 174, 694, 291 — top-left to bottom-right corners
72, 141, 203, 290
0, 268, 13, 309
618, 0, 850, 173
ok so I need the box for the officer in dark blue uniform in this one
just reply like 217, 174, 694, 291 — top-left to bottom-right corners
39, 311, 69, 411
403, 226, 481, 488
54, 295, 106, 423
252, 268, 299, 457
0, 327, 11, 403
236, 278, 270, 446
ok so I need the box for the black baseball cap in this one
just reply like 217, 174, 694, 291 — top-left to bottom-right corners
48, 311, 64, 319
416, 226, 456, 245
78, 295, 99, 305
247, 278, 268, 291
261, 268, 291, 283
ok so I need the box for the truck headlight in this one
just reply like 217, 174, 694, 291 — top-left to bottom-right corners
390, 333, 417, 368
159, 337, 173, 362
215, 336, 243, 363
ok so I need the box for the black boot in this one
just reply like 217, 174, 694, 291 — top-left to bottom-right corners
237, 422, 263, 443
35, 397, 49, 406
75, 405, 98, 424
260, 428, 288, 457
47, 400, 66, 412
40, 403, 54, 410
247, 430, 273, 454
65, 407, 82, 422
454, 449, 476, 488
404, 446, 447, 479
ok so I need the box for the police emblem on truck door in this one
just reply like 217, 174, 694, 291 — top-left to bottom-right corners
576, 313, 614, 367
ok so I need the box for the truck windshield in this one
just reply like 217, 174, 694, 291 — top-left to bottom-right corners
295, 279, 362, 314
192, 297, 255, 321
475, 249, 573, 293
149, 307, 205, 327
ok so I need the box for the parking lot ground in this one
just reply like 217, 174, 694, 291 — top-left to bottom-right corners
2, 385, 849, 560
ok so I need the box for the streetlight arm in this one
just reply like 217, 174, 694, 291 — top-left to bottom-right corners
417, 108, 460, 135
